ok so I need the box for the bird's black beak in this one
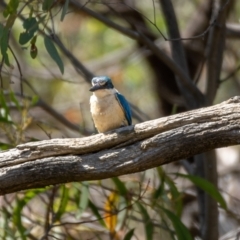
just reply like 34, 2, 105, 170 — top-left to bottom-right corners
89, 84, 100, 92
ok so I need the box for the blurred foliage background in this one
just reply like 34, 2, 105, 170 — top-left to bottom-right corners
1, 0, 240, 239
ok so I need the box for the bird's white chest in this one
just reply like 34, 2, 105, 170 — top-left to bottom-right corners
90, 93, 127, 133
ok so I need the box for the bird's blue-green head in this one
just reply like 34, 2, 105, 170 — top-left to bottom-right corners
89, 76, 114, 92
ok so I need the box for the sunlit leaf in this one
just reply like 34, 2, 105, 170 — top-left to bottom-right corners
104, 192, 119, 233
24, 189, 47, 199
137, 203, 154, 240
177, 173, 227, 209
44, 36, 64, 74
61, 0, 69, 21
123, 228, 135, 240
161, 207, 193, 240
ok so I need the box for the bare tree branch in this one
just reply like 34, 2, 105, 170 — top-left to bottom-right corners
206, 0, 229, 105
159, 0, 195, 109
202, 1, 230, 238
0, 96, 240, 195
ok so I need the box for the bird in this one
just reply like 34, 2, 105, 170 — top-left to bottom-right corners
89, 76, 132, 133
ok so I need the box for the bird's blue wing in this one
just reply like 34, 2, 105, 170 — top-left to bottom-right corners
115, 92, 132, 125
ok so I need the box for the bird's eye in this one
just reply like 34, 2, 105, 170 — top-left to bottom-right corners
92, 79, 97, 85
99, 80, 106, 86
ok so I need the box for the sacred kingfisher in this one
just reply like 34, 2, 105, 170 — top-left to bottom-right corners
89, 76, 132, 133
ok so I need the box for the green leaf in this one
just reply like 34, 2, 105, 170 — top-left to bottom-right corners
123, 228, 135, 240
61, 0, 69, 21
161, 207, 192, 240
0, 27, 10, 66
14, 199, 28, 240
24, 188, 47, 199
19, 35, 32, 46
30, 35, 37, 45
0, 93, 12, 122
0, 28, 8, 54
0, 142, 13, 150
3, 0, 19, 18
177, 173, 227, 209
19, 18, 38, 45
0, 23, 4, 37
13, 189, 45, 239
165, 176, 182, 216
55, 185, 69, 221
0, 116, 13, 124
23, 17, 38, 33
31, 95, 39, 106
30, 43, 38, 59
112, 177, 128, 196
19, 32, 32, 45
89, 200, 106, 227
44, 36, 64, 74
78, 182, 89, 217
153, 167, 165, 201
9, 91, 21, 111
2, 207, 12, 238
137, 203, 154, 240
42, 0, 55, 11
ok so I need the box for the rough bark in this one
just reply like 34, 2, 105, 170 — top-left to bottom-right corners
0, 96, 240, 195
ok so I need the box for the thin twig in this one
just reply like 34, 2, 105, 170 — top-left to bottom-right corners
8, 45, 23, 95
221, 65, 240, 82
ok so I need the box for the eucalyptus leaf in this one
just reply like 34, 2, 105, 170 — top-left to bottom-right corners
61, 0, 69, 21
44, 36, 64, 74
123, 228, 135, 240
137, 203, 154, 240
42, 0, 55, 11
161, 207, 192, 240
177, 173, 227, 209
